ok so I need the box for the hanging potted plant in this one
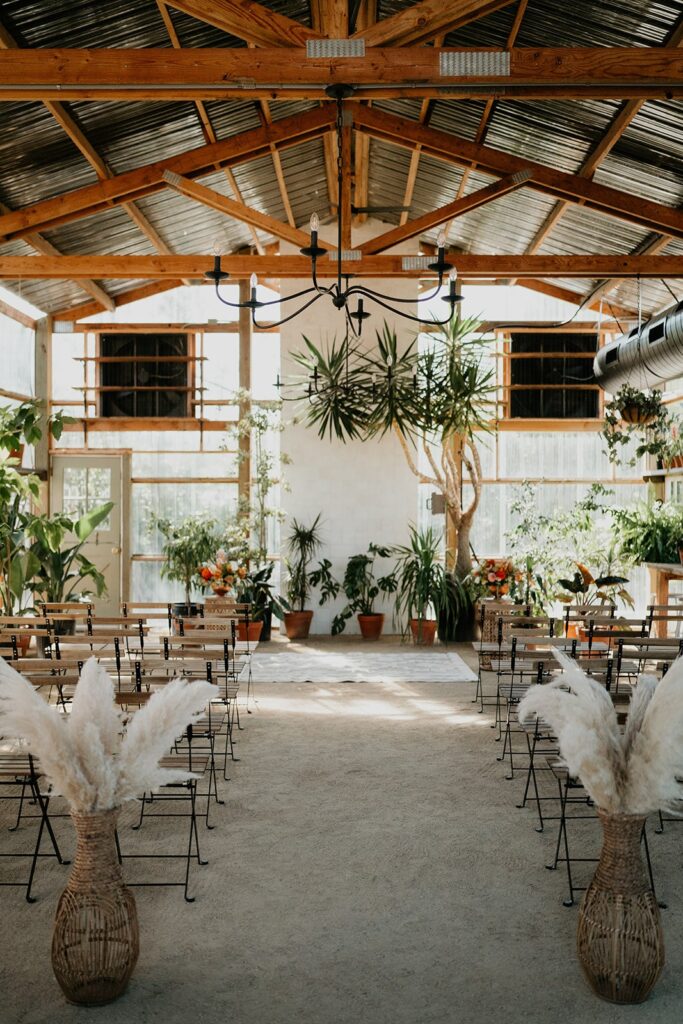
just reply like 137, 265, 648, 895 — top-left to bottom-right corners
392, 526, 447, 646
325, 544, 396, 639
517, 651, 683, 1004
151, 514, 218, 618
601, 386, 671, 466
0, 657, 215, 1005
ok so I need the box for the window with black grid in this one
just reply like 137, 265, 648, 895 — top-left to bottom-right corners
508, 332, 599, 419
99, 333, 191, 418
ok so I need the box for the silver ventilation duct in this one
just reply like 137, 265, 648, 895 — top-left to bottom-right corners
593, 300, 683, 391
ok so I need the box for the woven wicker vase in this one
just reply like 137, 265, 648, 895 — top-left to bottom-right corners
577, 810, 664, 1004
52, 809, 139, 1006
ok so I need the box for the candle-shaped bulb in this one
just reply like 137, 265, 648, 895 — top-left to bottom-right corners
449, 268, 457, 283
250, 272, 258, 290
310, 212, 320, 234
437, 230, 446, 251
212, 237, 222, 257
448, 267, 457, 297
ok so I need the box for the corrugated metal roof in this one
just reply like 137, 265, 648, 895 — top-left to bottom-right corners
0, 0, 680, 315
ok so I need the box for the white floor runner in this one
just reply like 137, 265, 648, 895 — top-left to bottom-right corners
249, 649, 476, 684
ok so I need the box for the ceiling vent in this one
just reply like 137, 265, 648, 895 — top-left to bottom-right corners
439, 51, 510, 77
306, 39, 365, 58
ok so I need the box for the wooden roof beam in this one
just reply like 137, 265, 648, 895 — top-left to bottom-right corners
353, 106, 683, 240
0, 48, 682, 99
164, 0, 321, 46
3, 254, 682, 279
352, 0, 517, 46
0, 105, 336, 243
359, 171, 531, 254
162, 171, 332, 250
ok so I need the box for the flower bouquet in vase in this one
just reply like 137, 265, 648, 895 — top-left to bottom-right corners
198, 549, 247, 598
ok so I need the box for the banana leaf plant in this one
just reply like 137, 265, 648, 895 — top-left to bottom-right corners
556, 561, 633, 609
27, 502, 114, 604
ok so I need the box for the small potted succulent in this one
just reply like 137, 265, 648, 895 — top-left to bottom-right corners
323, 544, 396, 639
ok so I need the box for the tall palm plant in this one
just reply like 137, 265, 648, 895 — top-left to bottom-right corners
291, 316, 495, 576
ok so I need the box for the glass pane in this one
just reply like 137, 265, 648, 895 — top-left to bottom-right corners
132, 482, 239, 554
132, 452, 238, 478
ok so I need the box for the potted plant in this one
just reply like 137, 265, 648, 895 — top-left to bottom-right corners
662, 425, 683, 470
612, 500, 683, 566
151, 514, 218, 617
282, 515, 323, 640
393, 526, 447, 645
28, 503, 114, 649
238, 562, 290, 642
325, 544, 396, 639
555, 560, 633, 612
0, 399, 70, 463
601, 386, 672, 466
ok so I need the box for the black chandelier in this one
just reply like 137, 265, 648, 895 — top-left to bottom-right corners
205, 84, 463, 336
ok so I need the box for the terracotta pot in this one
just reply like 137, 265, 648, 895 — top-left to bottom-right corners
284, 610, 313, 640
8, 444, 24, 463
619, 405, 655, 426
211, 586, 230, 597
236, 620, 263, 642
52, 809, 139, 1006
678, 546, 683, 566
665, 454, 683, 470
358, 613, 384, 641
409, 617, 437, 646
577, 810, 664, 1004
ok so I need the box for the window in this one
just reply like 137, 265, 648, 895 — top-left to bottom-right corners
507, 332, 599, 419
99, 333, 191, 418
62, 466, 112, 529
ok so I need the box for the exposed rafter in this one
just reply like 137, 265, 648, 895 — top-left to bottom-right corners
162, 171, 332, 250
0, 48, 681, 100
359, 172, 531, 254
351, 0, 517, 46
353, 106, 683, 240
1, 254, 681, 280
164, 0, 320, 46
0, 106, 335, 243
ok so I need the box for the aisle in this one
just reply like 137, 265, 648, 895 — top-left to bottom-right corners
3, 645, 682, 1024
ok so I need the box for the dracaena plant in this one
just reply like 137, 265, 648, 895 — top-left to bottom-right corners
291, 317, 495, 578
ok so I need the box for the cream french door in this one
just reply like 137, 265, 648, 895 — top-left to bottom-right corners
50, 454, 128, 614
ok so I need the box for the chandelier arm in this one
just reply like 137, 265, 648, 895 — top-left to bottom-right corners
345, 279, 444, 304
252, 291, 325, 330
352, 292, 456, 327
252, 285, 320, 308
311, 260, 336, 297
212, 283, 246, 309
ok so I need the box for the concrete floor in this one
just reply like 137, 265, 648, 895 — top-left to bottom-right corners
2, 637, 682, 1023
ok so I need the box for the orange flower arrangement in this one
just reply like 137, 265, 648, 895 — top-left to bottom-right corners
470, 557, 522, 600
198, 548, 248, 595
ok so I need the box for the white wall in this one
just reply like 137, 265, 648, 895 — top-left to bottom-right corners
281, 219, 418, 633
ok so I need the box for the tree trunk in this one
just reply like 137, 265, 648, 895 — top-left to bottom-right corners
455, 518, 473, 579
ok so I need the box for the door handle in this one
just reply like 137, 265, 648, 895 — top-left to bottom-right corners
111, 546, 122, 554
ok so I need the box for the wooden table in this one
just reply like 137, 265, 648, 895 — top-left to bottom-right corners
645, 562, 683, 637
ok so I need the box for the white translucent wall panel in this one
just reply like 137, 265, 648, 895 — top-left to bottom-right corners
252, 333, 280, 401
202, 333, 239, 408
131, 561, 187, 603
498, 431, 612, 480
132, 482, 239, 554
132, 452, 238, 478
0, 313, 34, 396
80, 283, 280, 325
51, 333, 87, 405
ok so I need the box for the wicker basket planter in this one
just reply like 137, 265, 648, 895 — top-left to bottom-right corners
577, 810, 664, 1004
52, 809, 139, 1006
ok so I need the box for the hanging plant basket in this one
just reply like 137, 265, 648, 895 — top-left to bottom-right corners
619, 405, 656, 426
